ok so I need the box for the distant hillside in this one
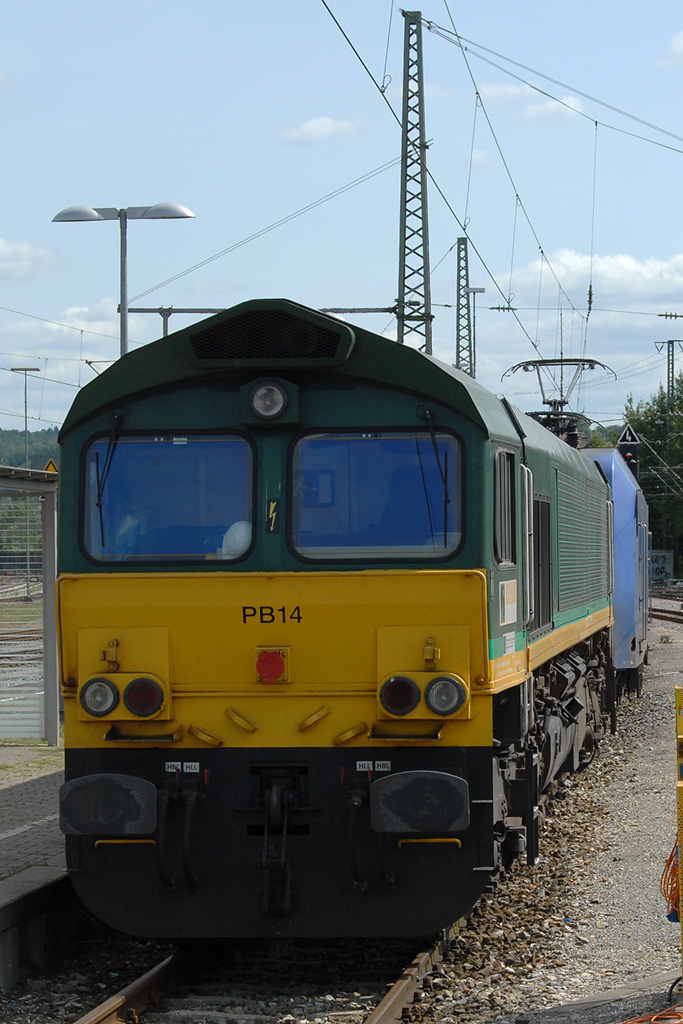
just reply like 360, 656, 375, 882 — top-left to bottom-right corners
0, 427, 60, 470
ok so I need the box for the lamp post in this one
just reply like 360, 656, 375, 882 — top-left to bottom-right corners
11, 367, 40, 601
467, 286, 485, 379
52, 203, 195, 358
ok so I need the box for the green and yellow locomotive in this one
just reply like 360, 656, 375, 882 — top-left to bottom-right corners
57, 299, 614, 938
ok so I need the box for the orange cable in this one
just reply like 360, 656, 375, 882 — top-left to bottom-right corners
661, 842, 680, 920
616, 844, 683, 1022
618, 1007, 683, 1023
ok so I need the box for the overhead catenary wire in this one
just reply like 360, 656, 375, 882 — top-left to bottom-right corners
5, 9, 683, 381
7, 1, 676, 433
439, 0, 588, 329
425, 19, 683, 162
380, 0, 395, 92
425, 21, 683, 150
45, 0, 683, 411
0, 366, 79, 390
432, 2, 683, 407
131, 0, 581, 371
438, 0, 584, 400
317, 0, 565, 365
0, 304, 118, 341
534, 253, 546, 350
125, 0, 411, 306
129, 155, 402, 304
462, 92, 482, 228
507, 196, 521, 308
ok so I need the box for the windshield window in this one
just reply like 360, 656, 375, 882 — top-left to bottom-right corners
291, 432, 461, 559
83, 434, 253, 561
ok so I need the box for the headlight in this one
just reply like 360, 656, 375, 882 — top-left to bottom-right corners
425, 676, 467, 716
249, 381, 288, 420
124, 677, 164, 717
380, 676, 420, 716
80, 678, 119, 717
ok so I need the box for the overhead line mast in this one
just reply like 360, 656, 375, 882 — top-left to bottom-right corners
397, 11, 433, 354
455, 238, 483, 377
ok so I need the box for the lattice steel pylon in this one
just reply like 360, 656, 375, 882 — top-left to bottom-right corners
396, 10, 433, 354
455, 237, 474, 376
654, 340, 683, 412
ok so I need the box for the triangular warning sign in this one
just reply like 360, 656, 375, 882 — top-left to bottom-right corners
44, 458, 58, 473
618, 424, 640, 445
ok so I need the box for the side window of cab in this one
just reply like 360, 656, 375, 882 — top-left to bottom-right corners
494, 449, 516, 565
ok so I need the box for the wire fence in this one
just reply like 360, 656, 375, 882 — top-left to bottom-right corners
0, 495, 46, 739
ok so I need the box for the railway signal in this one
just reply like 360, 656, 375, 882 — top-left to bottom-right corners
618, 424, 640, 479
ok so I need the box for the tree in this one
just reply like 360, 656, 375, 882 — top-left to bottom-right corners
624, 375, 683, 574
0, 427, 59, 469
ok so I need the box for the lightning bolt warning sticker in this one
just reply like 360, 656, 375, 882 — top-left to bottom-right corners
266, 499, 280, 534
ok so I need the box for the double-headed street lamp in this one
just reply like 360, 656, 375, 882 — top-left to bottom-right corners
52, 202, 195, 358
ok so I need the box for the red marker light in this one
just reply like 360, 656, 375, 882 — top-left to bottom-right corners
256, 649, 286, 682
124, 677, 164, 717
380, 676, 420, 716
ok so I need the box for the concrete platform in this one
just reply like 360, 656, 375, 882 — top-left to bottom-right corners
0, 742, 66, 991
0, 743, 64, 899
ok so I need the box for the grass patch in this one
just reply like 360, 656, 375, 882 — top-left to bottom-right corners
0, 598, 44, 628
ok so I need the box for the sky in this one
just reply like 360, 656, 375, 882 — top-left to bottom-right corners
3, 0, 683, 443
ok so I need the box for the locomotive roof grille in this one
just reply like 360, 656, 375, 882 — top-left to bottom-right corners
188, 309, 354, 367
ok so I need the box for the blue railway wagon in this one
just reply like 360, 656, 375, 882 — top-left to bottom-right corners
585, 448, 649, 696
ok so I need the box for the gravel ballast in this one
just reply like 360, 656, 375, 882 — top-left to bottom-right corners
412, 619, 683, 1023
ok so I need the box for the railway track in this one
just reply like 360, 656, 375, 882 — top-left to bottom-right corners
19, 616, 675, 1024
71, 936, 452, 1024
650, 603, 683, 625
64, 610, 678, 1024
72, 954, 176, 1024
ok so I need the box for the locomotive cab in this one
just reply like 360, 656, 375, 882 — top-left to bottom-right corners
57, 299, 616, 938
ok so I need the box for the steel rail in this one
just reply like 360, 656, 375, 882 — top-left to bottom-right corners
651, 606, 683, 625
71, 941, 444, 1024
71, 952, 178, 1024
364, 930, 455, 1024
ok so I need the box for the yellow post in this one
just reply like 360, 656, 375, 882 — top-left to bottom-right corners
675, 686, 683, 977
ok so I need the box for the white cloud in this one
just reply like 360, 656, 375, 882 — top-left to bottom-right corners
0, 303, 120, 430
57, 298, 118, 334
0, 239, 59, 280
525, 249, 683, 302
428, 248, 683, 420
281, 116, 359, 143
185, 276, 242, 299
658, 31, 683, 67
419, 81, 454, 99
519, 95, 584, 120
478, 82, 536, 103
489, 251, 683, 382
478, 82, 583, 120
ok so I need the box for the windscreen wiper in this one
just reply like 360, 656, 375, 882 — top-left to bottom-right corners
95, 409, 124, 547
423, 409, 451, 547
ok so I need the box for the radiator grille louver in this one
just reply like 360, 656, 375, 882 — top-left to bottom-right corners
557, 470, 609, 607
189, 309, 351, 366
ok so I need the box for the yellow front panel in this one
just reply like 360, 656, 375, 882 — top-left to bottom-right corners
58, 569, 492, 749
377, 624, 470, 681
77, 626, 171, 721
